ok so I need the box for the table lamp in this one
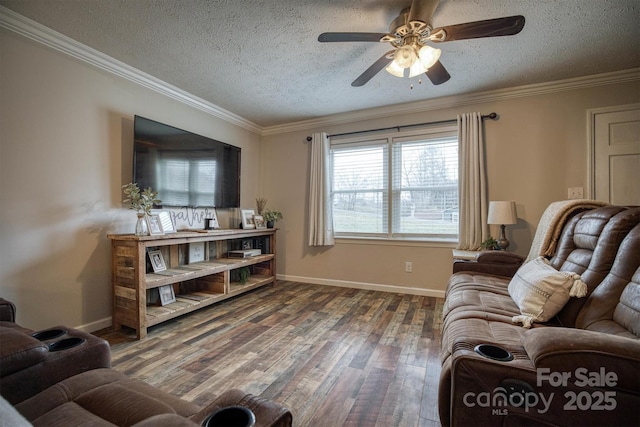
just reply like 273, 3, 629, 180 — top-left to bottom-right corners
487, 201, 517, 250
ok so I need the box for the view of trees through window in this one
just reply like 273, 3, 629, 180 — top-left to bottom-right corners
331, 129, 458, 239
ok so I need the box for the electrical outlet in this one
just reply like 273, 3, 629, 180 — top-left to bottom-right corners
405, 261, 413, 273
568, 187, 584, 199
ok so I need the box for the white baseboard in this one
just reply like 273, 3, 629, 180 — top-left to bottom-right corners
277, 274, 446, 298
75, 317, 112, 334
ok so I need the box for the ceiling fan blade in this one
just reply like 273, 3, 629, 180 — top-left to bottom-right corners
352, 51, 394, 87
430, 15, 525, 42
318, 32, 388, 43
425, 60, 450, 85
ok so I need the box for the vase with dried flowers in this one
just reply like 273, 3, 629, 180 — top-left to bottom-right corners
256, 197, 268, 215
122, 182, 161, 236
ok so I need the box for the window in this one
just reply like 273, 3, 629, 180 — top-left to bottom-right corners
330, 125, 458, 240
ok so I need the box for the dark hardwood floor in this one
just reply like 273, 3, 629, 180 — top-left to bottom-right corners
97, 281, 444, 427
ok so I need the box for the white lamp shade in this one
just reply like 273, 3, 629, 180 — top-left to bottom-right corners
487, 201, 517, 225
394, 45, 417, 68
408, 59, 427, 77
385, 60, 405, 77
418, 45, 441, 69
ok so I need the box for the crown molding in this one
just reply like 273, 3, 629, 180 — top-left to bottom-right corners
262, 68, 640, 136
0, 6, 262, 134
3, 6, 637, 138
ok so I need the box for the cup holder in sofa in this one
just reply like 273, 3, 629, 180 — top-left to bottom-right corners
474, 344, 514, 362
202, 406, 256, 427
47, 337, 86, 352
32, 328, 67, 341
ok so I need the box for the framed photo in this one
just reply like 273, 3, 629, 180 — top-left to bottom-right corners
188, 242, 206, 263
241, 209, 256, 229
204, 209, 219, 230
146, 214, 164, 235
148, 250, 167, 272
254, 214, 266, 229
153, 210, 176, 233
158, 285, 176, 306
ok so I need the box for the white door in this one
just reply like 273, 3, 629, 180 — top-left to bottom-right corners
590, 104, 640, 204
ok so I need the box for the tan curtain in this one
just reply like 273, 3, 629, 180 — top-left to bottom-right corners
308, 132, 334, 246
457, 113, 489, 250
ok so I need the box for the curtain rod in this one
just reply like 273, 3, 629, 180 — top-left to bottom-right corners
305, 112, 498, 141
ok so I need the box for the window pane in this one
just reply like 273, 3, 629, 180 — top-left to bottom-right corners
333, 191, 386, 233
332, 144, 387, 234
393, 137, 458, 236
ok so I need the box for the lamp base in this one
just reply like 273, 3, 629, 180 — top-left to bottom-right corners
497, 224, 510, 251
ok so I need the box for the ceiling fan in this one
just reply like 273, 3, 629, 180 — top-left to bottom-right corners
318, 0, 525, 87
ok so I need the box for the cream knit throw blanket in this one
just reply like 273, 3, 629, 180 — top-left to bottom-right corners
525, 199, 610, 263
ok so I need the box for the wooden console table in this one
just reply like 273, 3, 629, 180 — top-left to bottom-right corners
108, 229, 276, 339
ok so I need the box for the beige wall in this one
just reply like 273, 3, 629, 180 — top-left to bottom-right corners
260, 81, 640, 295
2, 26, 638, 331
0, 30, 262, 330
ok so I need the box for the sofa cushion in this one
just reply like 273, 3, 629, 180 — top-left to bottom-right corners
613, 280, 640, 337
575, 223, 640, 338
16, 368, 201, 426
508, 256, 587, 328
551, 206, 639, 326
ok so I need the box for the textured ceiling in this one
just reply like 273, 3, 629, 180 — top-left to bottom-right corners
1, 0, 639, 128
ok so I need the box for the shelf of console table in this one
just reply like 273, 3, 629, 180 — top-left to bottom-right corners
108, 229, 276, 339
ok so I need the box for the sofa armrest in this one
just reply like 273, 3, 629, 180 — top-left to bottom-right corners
475, 251, 524, 265
0, 328, 48, 376
449, 332, 640, 427
522, 328, 640, 390
193, 389, 292, 427
0, 298, 17, 322
132, 414, 200, 427
453, 251, 524, 277
1, 326, 111, 404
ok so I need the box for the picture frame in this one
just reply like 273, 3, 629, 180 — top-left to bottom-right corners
153, 210, 176, 233
188, 242, 206, 263
204, 209, 220, 230
146, 214, 164, 235
148, 250, 167, 272
253, 214, 266, 229
158, 285, 176, 306
241, 209, 256, 229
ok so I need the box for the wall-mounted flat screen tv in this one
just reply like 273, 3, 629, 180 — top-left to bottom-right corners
133, 115, 241, 208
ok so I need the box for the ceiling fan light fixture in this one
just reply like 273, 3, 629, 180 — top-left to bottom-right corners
385, 60, 406, 77
393, 45, 417, 69
408, 58, 427, 78
418, 45, 441, 69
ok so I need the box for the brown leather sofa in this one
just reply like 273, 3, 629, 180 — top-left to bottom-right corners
439, 205, 640, 427
0, 300, 292, 426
